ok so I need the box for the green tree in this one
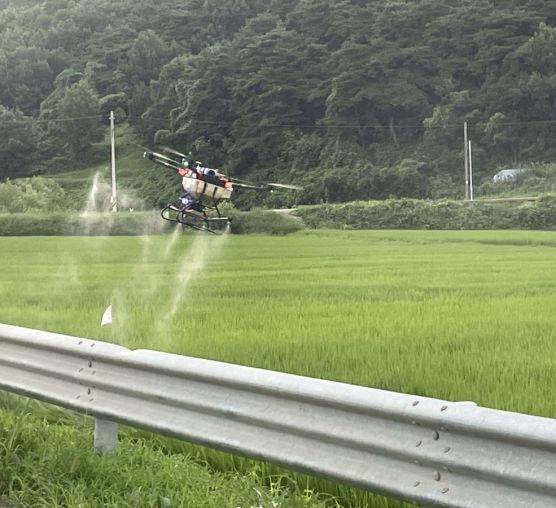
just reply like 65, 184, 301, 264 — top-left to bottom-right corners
38, 79, 103, 163
0, 105, 37, 180
0, 46, 54, 113
0, 176, 68, 212
228, 19, 309, 171
127, 30, 172, 84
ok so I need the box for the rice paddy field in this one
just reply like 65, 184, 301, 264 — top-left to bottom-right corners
1, 229, 555, 507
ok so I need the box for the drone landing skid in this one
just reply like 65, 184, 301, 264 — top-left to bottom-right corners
161, 202, 230, 235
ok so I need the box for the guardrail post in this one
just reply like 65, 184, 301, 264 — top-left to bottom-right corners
94, 418, 118, 454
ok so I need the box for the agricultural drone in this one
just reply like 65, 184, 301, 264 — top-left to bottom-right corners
143, 147, 302, 234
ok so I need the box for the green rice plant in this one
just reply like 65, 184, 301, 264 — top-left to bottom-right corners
0, 230, 554, 507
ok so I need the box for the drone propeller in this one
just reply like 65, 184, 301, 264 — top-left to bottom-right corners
158, 146, 190, 160
144, 149, 183, 171
231, 182, 267, 191
266, 183, 304, 191
133, 142, 154, 152
228, 176, 252, 184
144, 145, 304, 192
230, 178, 303, 191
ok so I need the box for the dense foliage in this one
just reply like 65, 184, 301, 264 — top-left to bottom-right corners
2, 196, 556, 235
296, 195, 556, 230
1, 0, 556, 203
0, 209, 304, 235
0, 176, 69, 212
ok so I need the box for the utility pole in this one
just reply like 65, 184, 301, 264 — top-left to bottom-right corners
464, 121, 470, 200
110, 110, 117, 212
468, 140, 474, 201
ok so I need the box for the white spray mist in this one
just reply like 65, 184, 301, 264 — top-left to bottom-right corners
156, 232, 229, 344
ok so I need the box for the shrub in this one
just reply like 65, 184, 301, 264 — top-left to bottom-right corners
0, 210, 305, 236
0, 212, 170, 236
230, 209, 305, 235
0, 177, 70, 213
516, 195, 556, 229
295, 197, 556, 230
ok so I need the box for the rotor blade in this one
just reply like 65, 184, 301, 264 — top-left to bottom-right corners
144, 150, 182, 171
158, 146, 189, 160
228, 176, 254, 184
229, 176, 303, 190
133, 142, 154, 152
152, 158, 181, 172
231, 182, 267, 191
267, 183, 304, 191
151, 150, 182, 166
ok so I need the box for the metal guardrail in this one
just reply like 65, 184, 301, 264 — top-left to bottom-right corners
0, 323, 555, 507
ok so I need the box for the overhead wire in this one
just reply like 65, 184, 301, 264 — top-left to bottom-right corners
142, 116, 556, 130
2, 113, 556, 130
0, 114, 107, 125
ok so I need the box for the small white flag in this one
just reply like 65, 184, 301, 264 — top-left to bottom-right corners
101, 304, 113, 326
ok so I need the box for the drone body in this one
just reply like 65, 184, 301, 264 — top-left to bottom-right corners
143, 147, 301, 234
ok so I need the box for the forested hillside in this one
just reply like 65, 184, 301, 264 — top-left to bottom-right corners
1, 0, 556, 204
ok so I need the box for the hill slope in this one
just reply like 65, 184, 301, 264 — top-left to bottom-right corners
1, 0, 556, 203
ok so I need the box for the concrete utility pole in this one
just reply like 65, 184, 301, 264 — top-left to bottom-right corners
110, 110, 117, 212
468, 140, 474, 201
464, 121, 470, 200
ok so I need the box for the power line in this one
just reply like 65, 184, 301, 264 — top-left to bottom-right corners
0, 114, 107, 125
146, 116, 556, 130
3, 113, 556, 130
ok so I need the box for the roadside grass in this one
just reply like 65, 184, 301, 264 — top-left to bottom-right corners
0, 399, 331, 508
1, 229, 555, 506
